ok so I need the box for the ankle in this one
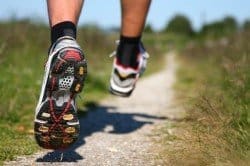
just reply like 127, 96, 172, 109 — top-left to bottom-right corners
51, 21, 77, 45
117, 35, 141, 68
120, 35, 141, 44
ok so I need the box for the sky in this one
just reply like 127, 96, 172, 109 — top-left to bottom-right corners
0, 0, 249, 31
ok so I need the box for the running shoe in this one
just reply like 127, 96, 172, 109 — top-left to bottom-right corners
109, 42, 149, 97
34, 36, 87, 149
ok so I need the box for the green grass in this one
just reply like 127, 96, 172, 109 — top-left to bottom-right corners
0, 21, 48, 162
160, 30, 250, 164
0, 20, 166, 162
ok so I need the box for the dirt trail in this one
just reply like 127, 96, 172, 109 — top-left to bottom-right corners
5, 52, 182, 166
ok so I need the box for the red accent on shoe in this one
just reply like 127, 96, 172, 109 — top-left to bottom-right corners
64, 50, 82, 61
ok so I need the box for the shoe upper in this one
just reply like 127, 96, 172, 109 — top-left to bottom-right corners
49, 36, 83, 55
110, 42, 149, 96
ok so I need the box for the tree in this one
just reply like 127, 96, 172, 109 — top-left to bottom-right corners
144, 24, 154, 33
164, 14, 194, 36
200, 16, 238, 38
243, 19, 250, 31
223, 16, 238, 34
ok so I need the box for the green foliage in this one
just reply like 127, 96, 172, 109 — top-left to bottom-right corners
144, 24, 154, 33
243, 19, 250, 31
0, 127, 37, 162
164, 14, 194, 37
224, 16, 238, 30
200, 16, 238, 38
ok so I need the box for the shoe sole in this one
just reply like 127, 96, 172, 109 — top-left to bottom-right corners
34, 50, 87, 150
109, 86, 133, 97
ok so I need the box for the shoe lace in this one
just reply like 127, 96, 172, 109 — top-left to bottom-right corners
142, 51, 150, 59
109, 40, 120, 58
109, 50, 116, 58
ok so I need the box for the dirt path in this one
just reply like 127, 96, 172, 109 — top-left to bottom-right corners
5, 52, 181, 166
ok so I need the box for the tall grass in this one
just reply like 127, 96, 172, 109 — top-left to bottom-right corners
173, 30, 250, 164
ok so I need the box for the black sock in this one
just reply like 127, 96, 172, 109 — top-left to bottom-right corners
51, 21, 76, 45
117, 35, 141, 68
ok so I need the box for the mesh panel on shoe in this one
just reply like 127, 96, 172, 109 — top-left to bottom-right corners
59, 75, 74, 89
58, 65, 75, 89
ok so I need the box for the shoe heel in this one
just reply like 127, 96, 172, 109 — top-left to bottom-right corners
34, 100, 80, 150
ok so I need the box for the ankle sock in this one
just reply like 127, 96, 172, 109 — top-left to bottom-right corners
117, 35, 141, 68
51, 21, 76, 45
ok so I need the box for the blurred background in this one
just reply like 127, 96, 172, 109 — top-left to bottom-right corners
0, 0, 249, 164
1, 0, 250, 31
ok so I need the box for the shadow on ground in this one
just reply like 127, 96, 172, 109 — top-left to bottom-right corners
36, 103, 167, 162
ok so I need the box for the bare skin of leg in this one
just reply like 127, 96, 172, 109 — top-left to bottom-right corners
47, 0, 84, 26
47, 0, 150, 35
120, 0, 151, 37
